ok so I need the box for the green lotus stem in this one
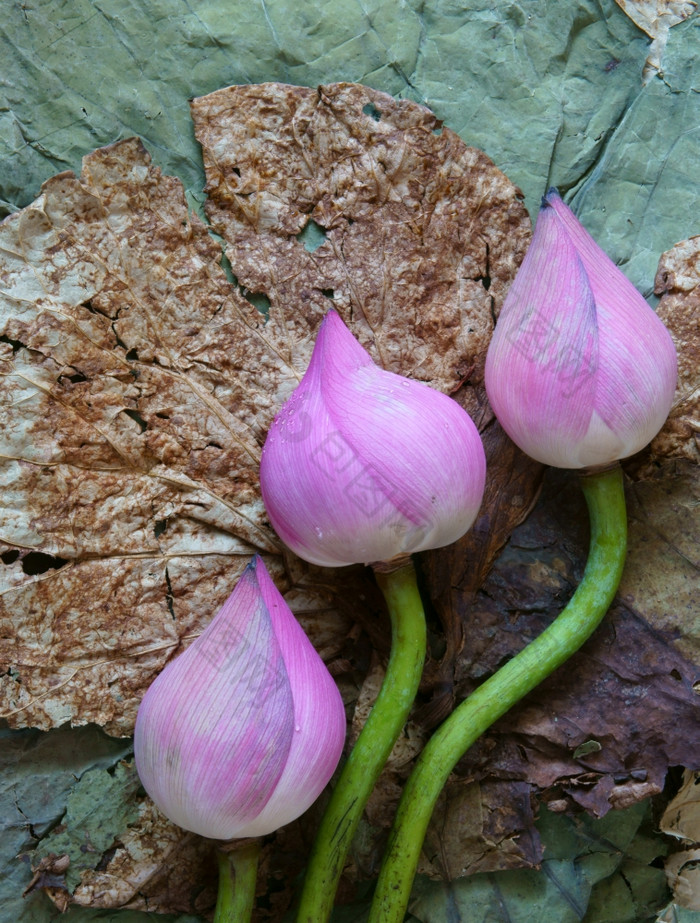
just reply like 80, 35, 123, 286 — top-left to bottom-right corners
369, 464, 627, 923
214, 840, 260, 923
296, 560, 427, 923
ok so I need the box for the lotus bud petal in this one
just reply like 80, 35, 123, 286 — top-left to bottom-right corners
134, 556, 346, 840
260, 310, 486, 567
484, 189, 677, 468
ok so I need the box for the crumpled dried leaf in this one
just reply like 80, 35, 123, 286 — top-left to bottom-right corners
419, 777, 540, 879
664, 848, 700, 912
420, 413, 544, 725
0, 136, 286, 734
23, 853, 71, 912
72, 796, 217, 914
646, 236, 700, 469
0, 85, 530, 741
661, 770, 700, 911
614, 0, 696, 81
191, 82, 529, 391
619, 461, 700, 664
662, 771, 700, 845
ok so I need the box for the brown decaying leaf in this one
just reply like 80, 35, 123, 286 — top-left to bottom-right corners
0, 84, 531, 740
23, 853, 71, 912
647, 235, 700, 469
191, 82, 530, 392
70, 800, 218, 913
661, 770, 700, 911
0, 135, 290, 734
614, 0, 696, 82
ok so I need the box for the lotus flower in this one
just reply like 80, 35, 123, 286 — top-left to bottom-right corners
260, 310, 486, 567
134, 556, 346, 840
484, 189, 677, 469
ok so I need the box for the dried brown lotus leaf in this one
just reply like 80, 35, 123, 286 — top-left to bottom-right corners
613, 0, 696, 82
0, 139, 342, 734
0, 86, 532, 741
190, 82, 530, 390
648, 235, 700, 468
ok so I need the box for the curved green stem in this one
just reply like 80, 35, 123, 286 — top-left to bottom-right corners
214, 839, 260, 923
296, 560, 427, 923
369, 465, 627, 923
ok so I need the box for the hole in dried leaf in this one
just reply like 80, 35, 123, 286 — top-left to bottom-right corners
125, 348, 139, 362
95, 845, 119, 871
296, 219, 327, 253
165, 567, 175, 620
243, 291, 271, 318
321, 288, 334, 299
59, 369, 88, 384
0, 334, 24, 355
122, 408, 148, 432
82, 299, 112, 319
220, 249, 236, 283
210, 229, 236, 284
112, 323, 132, 354
362, 102, 382, 121
21, 551, 70, 576
1, 549, 20, 565
154, 519, 168, 538
669, 668, 683, 682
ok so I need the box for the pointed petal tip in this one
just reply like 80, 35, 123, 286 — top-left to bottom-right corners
315, 307, 371, 370
541, 186, 561, 209
319, 308, 343, 337
241, 555, 262, 585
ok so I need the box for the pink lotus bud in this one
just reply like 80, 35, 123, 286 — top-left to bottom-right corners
134, 556, 346, 840
484, 189, 677, 469
260, 311, 486, 567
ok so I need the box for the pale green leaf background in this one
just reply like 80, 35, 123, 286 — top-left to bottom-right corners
1, 0, 698, 920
